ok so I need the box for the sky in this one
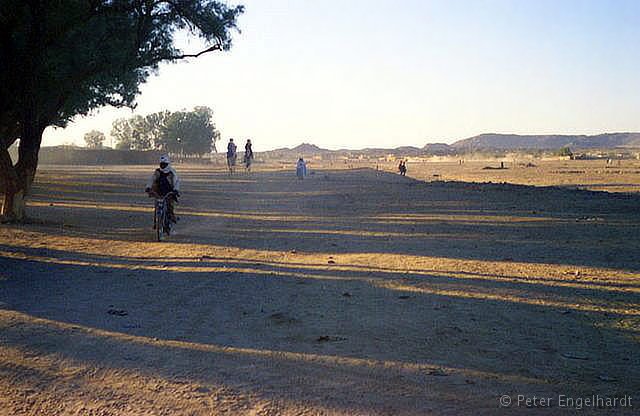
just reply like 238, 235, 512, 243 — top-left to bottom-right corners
42, 0, 640, 151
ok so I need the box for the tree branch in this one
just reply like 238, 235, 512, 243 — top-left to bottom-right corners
168, 43, 222, 60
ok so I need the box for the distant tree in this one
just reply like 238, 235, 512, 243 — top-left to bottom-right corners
112, 116, 149, 150
0, 1, 244, 221
160, 106, 217, 156
130, 115, 151, 150
84, 130, 106, 149
212, 130, 221, 153
113, 108, 217, 154
144, 111, 171, 150
189, 106, 219, 155
111, 118, 133, 150
557, 147, 573, 157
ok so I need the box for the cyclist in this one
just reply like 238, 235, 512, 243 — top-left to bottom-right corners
145, 155, 180, 223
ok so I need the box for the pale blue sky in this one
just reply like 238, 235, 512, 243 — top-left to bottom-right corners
43, 0, 640, 151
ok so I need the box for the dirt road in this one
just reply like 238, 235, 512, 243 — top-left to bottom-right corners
1, 165, 639, 415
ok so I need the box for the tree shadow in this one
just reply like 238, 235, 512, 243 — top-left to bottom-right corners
21, 167, 640, 271
1, 249, 639, 413
2, 244, 640, 313
3, 165, 640, 412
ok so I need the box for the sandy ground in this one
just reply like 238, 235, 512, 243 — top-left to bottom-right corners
334, 158, 640, 194
412, 158, 640, 194
1, 163, 640, 415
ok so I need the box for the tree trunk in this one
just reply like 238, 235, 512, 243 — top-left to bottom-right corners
1, 3, 47, 222
1, 189, 25, 221
0, 125, 44, 222
0, 147, 20, 221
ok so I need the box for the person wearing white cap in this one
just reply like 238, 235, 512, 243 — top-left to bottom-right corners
145, 155, 180, 222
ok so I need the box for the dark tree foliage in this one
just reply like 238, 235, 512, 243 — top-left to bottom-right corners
112, 107, 218, 155
557, 147, 573, 157
111, 117, 134, 150
84, 130, 106, 149
142, 111, 172, 150
159, 106, 217, 155
0, 0, 243, 220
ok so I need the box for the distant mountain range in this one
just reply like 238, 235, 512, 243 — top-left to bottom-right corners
451, 133, 640, 151
262, 133, 640, 158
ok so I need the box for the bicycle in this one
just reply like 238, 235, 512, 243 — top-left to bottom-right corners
149, 191, 177, 241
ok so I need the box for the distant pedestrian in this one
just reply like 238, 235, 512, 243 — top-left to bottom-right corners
398, 160, 407, 176
296, 157, 307, 180
226, 138, 237, 175
243, 139, 254, 173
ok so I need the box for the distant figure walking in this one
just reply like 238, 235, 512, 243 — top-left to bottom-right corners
226, 138, 237, 175
296, 157, 307, 180
243, 139, 254, 173
398, 160, 407, 176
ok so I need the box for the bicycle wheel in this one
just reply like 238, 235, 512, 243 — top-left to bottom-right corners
163, 209, 172, 236
156, 204, 163, 242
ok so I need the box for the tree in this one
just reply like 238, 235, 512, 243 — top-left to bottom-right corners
212, 130, 221, 153
0, 1, 243, 221
84, 130, 106, 149
557, 147, 573, 157
111, 118, 133, 150
143, 111, 171, 150
130, 115, 151, 150
112, 108, 214, 153
160, 106, 217, 156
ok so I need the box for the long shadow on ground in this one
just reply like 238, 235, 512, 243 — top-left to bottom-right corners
2, 166, 640, 413
23, 167, 640, 271
1, 253, 639, 414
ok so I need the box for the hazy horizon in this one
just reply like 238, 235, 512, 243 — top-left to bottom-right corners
38, 130, 640, 153
43, 0, 640, 152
